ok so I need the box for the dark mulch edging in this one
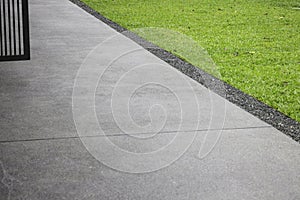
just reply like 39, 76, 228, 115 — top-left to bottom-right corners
69, 0, 300, 142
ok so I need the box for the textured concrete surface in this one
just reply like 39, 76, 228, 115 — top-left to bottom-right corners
0, 0, 299, 199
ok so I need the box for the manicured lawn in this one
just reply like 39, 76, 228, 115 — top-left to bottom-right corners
82, 0, 300, 122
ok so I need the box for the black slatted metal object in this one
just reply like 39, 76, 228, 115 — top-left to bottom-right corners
0, 0, 30, 61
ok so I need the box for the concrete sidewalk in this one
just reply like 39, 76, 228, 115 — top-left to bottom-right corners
0, 0, 299, 199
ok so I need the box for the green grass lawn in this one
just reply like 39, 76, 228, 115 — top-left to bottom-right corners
82, 0, 300, 122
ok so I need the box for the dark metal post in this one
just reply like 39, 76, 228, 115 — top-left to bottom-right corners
22, 0, 29, 60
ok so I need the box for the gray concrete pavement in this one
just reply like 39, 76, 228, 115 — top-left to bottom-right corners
0, 0, 299, 199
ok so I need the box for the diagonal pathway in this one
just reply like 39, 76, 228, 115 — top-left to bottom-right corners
0, 0, 299, 199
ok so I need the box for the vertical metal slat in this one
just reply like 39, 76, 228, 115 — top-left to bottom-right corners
12, 0, 16, 55
17, 0, 21, 55
0, 0, 2, 56
2, 0, 7, 56
8, 0, 12, 56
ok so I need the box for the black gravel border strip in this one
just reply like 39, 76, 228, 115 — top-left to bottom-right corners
69, 0, 300, 142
